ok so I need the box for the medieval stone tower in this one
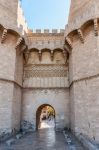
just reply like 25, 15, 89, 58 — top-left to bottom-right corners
65, 0, 99, 141
0, 0, 18, 29
0, 0, 26, 135
0, 0, 99, 143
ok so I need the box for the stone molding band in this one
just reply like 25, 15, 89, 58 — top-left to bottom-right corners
70, 73, 99, 87
23, 87, 69, 90
0, 78, 22, 88
0, 78, 69, 89
1, 72, 99, 89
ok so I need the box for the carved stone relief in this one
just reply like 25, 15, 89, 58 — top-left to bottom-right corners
24, 64, 68, 78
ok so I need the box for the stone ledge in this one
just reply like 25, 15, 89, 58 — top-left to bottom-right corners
23, 87, 69, 90
0, 78, 22, 88
69, 73, 99, 87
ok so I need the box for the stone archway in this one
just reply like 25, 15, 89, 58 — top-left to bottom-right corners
36, 104, 55, 130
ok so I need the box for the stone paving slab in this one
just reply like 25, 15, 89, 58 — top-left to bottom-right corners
0, 128, 85, 150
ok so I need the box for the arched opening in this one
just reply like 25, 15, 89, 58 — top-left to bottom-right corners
53, 48, 65, 64
36, 104, 55, 130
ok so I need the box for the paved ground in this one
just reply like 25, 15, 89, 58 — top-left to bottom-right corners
0, 121, 85, 150
0, 129, 85, 150
0, 129, 68, 150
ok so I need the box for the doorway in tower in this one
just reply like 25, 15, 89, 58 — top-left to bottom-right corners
36, 104, 55, 130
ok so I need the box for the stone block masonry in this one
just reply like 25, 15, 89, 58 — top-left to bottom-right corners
0, 0, 99, 145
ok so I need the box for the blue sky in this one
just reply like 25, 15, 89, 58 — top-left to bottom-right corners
21, 0, 70, 29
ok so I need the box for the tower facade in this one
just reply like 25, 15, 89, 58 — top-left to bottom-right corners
0, 0, 99, 144
0, 0, 27, 137
0, 0, 69, 138
0, 0, 18, 30
65, 0, 99, 141
66, 0, 99, 35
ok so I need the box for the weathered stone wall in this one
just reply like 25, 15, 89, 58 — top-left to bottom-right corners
22, 88, 69, 130
65, 0, 99, 36
68, 21, 99, 141
0, 82, 22, 137
70, 77, 99, 141
0, 0, 26, 139
27, 32, 65, 51
64, 0, 99, 142
22, 32, 69, 130
11, 84, 22, 132
0, 0, 18, 30
15, 48, 24, 86
2, 0, 99, 143
0, 81, 14, 135
0, 33, 17, 81
0, 0, 28, 35
0, 25, 24, 137
69, 26, 99, 83
23, 64, 68, 88
0, 0, 70, 139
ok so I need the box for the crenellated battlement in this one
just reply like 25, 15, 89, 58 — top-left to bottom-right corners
27, 29, 65, 34
18, 0, 28, 34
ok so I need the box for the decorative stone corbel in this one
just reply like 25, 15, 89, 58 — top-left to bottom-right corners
15, 37, 23, 49
63, 50, 68, 64
24, 51, 30, 64
39, 50, 42, 61
1, 29, 7, 43
77, 29, 84, 43
64, 43, 71, 54
94, 18, 98, 36
51, 50, 54, 61
20, 45, 27, 53
65, 37, 73, 49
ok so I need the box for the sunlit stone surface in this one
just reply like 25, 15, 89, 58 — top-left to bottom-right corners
0, 0, 99, 147
0, 129, 85, 150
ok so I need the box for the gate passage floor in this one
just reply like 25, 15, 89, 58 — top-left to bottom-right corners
0, 128, 85, 150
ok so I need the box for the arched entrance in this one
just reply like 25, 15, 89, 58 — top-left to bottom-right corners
36, 104, 55, 130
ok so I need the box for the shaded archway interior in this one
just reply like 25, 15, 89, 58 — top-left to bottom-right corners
36, 104, 55, 130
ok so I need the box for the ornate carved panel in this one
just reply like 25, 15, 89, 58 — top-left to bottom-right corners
24, 64, 68, 78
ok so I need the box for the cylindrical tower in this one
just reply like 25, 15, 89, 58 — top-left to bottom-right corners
65, 0, 99, 141
0, 0, 27, 138
0, 0, 19, 30
65, 0, 99, 35
69, 0, 90, 22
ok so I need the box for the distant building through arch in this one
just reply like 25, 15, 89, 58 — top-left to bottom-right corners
36, 104, 55, 130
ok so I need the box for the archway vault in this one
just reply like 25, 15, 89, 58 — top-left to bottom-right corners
36, 104, 56, 130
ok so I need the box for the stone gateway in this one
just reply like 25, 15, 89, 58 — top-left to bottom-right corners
0, 0, 99, 144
